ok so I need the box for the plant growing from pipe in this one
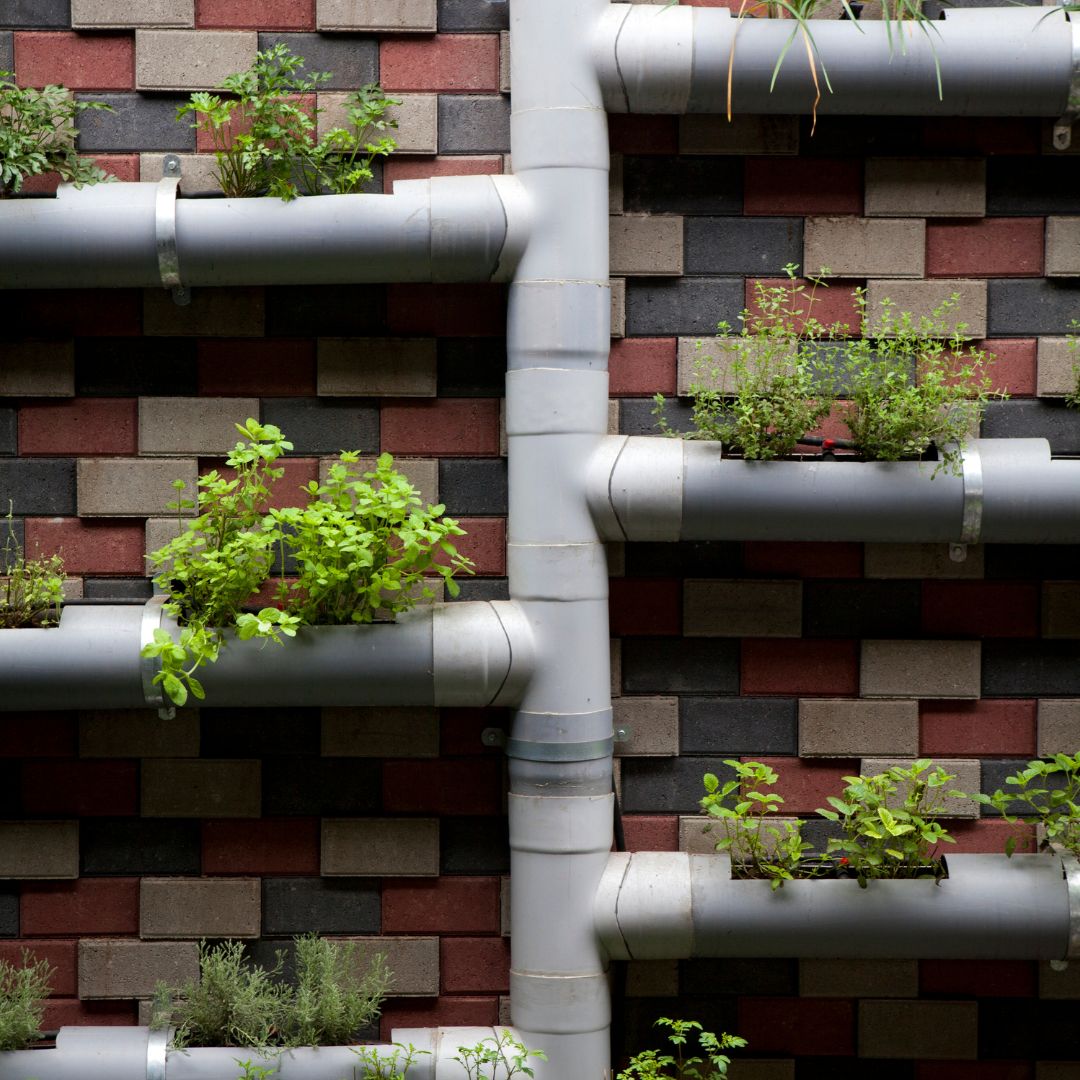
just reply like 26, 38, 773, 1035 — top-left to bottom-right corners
0, 949, 53, 1051
1, 504, 64, 629
617, 1018, 746, 1080
352, 1041, 431, 1079
452, 1030, 547, 1079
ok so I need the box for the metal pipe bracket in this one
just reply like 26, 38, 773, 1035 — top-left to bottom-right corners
950, 440, 983, 562
156, 156, 190, 306
1053, 13, 1080, 149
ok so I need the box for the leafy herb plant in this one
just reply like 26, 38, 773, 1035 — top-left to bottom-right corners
0, 72, 113, 197
176, 43, 398, 201
352, 1041, 431, 1079
452, 1030, 547, 1080
1, 504, 65, 629
617, 1018, 747, 1080
0, 949, 54, 1051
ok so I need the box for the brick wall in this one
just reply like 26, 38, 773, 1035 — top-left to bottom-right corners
3, 1, 1080, 1075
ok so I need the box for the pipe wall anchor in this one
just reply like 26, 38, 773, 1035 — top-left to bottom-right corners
156, 156, 190, 306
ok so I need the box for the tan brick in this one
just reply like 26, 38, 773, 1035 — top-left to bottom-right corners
610, 278, 626, 338
858, 1000, 976, 1059
1037, 700, 1080, 756
610, 215, 683, 277
139, 397, 259, 456
1037, 1065, 1080, 1080
679, 115, 799, 155
318, 455, 439, 510
860, 757, 980, 819
343, 936, 438, 996
77, 457, 198, 516
804, 218, 925, 279
1036, 337, 1078, 397
141, 759, 261, 817
145, 517, 186, 577
677, 337, 745, 396
800, 959, 918, 998
322, 818, 439, 876
143, 287, 265, 337
608, 399, 619, 435
79, 940, 198, 1000
317, 338, 437, 397
318, 92, 436, 155
864, 543, 984, 580
1040, 960, 1080, 999
0, 341, 74, 397
679, 814, 716, 855
799, 699, 918, 758
728, 1064, 795, 1080
0, 821, 78, 880
1043, 582, 1080, 637
625, 959, 678, 997
322, 707, 438, 758
73, 0, 193, 27
499, 30, 510, 93
140, 877, 260, 939
610, 638, 622, 698
861, 640, 981, 699
135, 30, 257, 91
140, 152, 221, 196
613, 696, 679, 757
609, 153, 623, 215
80, 710, 199, 758
1046, 217, 1080, 277
684, 579, 802, 637
864, 279, 988, 338
865, 158, 986, 218
500, 874, 510, 937
317, 0, 436, 31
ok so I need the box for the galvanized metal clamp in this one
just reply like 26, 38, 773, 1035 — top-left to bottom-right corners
156, 155, 190, 306
146, 1026, 170, 1080
140, 595, 175, 720
1053, 14, 1080, 151
950, 441, 983, 563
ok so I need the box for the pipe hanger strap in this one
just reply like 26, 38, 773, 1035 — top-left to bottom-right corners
146, 1026, 169, 1080
139, 595, 170, 711
154, 167, 183, 291
1067, 853, 1080, 959
1054, 13, 1080, 149
959, 441, 984, 546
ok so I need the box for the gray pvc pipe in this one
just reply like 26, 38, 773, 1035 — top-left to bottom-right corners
0, 175, 527, 289
596, 4, 1078, 115
596, 852, 1078, 961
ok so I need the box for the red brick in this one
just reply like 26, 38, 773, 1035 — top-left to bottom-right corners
921, 582, 1039, 638
18, 399, 137, 456
622, 814, 679, 851
947, 818, 1037, 854
609, 115, 678, 156
246, 578, 293, 608
741, 640, 860, 696
743, 542, 862, 579
20, 154, 140, 194
920, 118, 1040, 157
23, 519, 146, 575
195, 93, 316, 153
439, 708, 508, 758
440, 937, 510, 993
202, 818, 320, 875
977, 337, 1037, 397
801, 402, 859, 457
381, 36, 500, 93
738, 997, 855, 1057
745, 158, 862, 216
745, 278, 861, 336
0, 291, 140, 338
917, 1064, 1031, 1080
0, 714, 76, 758
609, 338, 676, 397
746, 756, 859, 814
196, 0, 314, 28
196, 339, 316, 396
21, 879, 139, 936
15, 31, 134, 90
383, 155, 502, 192
0, 941, 77, 997
926, 218, 1044, 278
211, 457, 319, 511
21, 761, 137, 817
609, 578, 680, 637
383, 759, 502, 815
381, 400, 500, 456
43, 999, 138, 1029
387, 284, 506, 337
920, 959, 1036, 998
921, 699, 1036, 758
446, 516, 504, 577
382, 876, 501, 934
380, 995, 498, 1041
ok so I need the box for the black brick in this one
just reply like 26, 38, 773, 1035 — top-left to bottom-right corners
438, 95, 510, 154
81, 819, 201, 876
626, 277, 744, 336
75, 338, 198, 396
623, 638, 740, 694
621, 755, 736, 813
799, 116, 927, 158
680, 697, 797, 755
799, 1061, 914, 1080
441, 816, 510, 874
0, 32, 12, 69
981, 399, 1080, 455
681, 958, 796, 997
262, 878, 380, 936
988, 156, 1080, 215
803, 581, 921, 638
260, 399, 379, 455
982, 639, 1080, 697
256, 34, 378, 89
266, 285, 385, 337
0, 1, 69, 27
438, 459, 507, 515
925, 0, 1036, 14
979, 999, 1080, 1059
801, 816, 844, 852
201, 709, 321, 758
437, 338, 505, 397
450, 577, 509, 602
984, 544, 1080, 580
619, 996, 738, 1062
0, 459, 76, 515
978, 757, 1064, 817
0, 517, 23, 572
621, 396, 694, 436
0, 887, 16, 937
685, 218, 803, 276
438, 0, 508, 30
987, 279, 1080, 336
76, 94, 195, 152
623, 156, 743, 215
625, 541, 742, 578
83, 578, 153, 600
0, 410, 15, 457
262, 758, 381, 815
0, 764, 18, 816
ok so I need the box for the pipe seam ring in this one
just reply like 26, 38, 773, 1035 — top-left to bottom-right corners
505, 736, 614, 762
155, 172, 182, 290
146, 1026, 169, 1080
959, 441, 983, 546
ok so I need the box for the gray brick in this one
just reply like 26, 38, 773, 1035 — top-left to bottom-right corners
202, 708, 320, 758
0, 1, 70, 27
626, 277, 744, 336
614, 696, 679, 756
142, 759, 261, 818
859, 1000, 977, 1060
865, 157, 985, 217
260, 399, 379, 455
803, 581, 921, 638
441, 816, 509, 874
438, 459, 506, 515
0, 410, 14, 457
685, 218, 803, 276
621, 756, 736, 813
438, 0, 507, 30
0, 518, 24, 573
987, 156, 1080, 215
623, 638, 739, 694
983, 640, 1080, 697
682, 958, 795, 997
801, 700, 919, 758
620, 396, 691, 436
257, 33, 378, 89
438, 94, 510, 154
988, 279, 1080, 335
266, 285, 385, 337
0, 821, 78, 879
981, 399, 1080, 455
862, 640, 981, 700
262, 877, 380, 935
75, 338, 198, 396
322, 818, 439, 876
805, 217, 925, 278
623, 156, 743, 215
0, 460, 76, 515
0, 887, 15, 936
79, 940, 198, 1000
141, 877, 260, 938
611, 214, 683, 277
73, 0, 193, 27
451, 577, 508, 602
800, 958, 918, 998
83, 578, 153, 600
680, 697, 797, 755
864, 542, 984, 580
318, 337, 436, 397
684, 579, 801, 637
78, 457, 198, 516
0, 32, 12, 69
76, 93, 195, 152
438, 339, 505, 397
0, 341, 74, 396
321, 707, 438, 758
263, 758, 381, 816
81, 819, 200, 876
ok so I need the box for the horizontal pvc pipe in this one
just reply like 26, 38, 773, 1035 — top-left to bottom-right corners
596, 5, 1077, 115
0, 175, 527, 289
596, 852, 1077, 961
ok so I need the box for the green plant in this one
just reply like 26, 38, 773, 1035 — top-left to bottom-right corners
176, 43, 398, 201
0, 949, 54, 1051
351, 1041, 431, 1079
234, 1061, 277, 1080
700, 761, 812, 890
1, 503, 65, 629
617, 1018, 747, 1080
452, 1030, 546, 1080
815, 759, 957, 887
1063, 318, 1080, 409
0, 71, 113, 197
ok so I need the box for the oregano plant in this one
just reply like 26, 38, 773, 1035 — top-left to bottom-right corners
617, 1018, 747, 1080
452, 1030, 546, 1080
1, 503, 65, 629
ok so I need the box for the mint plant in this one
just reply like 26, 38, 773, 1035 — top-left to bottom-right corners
0, 949, 53, 1051
0, 72, 113, 197
1, 503, 65, 629
617, 1018, 746, 1080
353, 1042, 432, 1079
453, 1030, 547, 1080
